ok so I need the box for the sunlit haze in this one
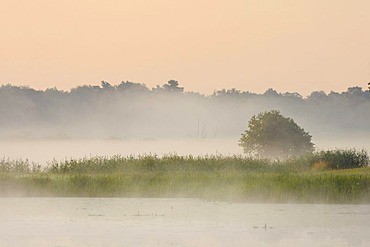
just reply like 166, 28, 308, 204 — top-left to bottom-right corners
1, 0, 369, 96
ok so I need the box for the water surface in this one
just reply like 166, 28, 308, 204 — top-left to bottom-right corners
0, 198, 369, 246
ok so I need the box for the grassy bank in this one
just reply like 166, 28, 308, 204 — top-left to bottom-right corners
1, 153, 369, 203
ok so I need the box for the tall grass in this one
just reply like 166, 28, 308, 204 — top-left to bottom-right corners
1, 170, 369, 203
2, 149, 368, 175
45, 155, 277, 174
0, 150, 369, 203
0, 158, 41, 173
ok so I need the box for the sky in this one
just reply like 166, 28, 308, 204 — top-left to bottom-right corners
1, 0, 369, 96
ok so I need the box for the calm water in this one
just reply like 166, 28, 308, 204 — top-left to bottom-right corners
0, 198, 369, 246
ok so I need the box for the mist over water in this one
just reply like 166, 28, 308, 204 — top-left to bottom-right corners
0, 82, 369, 162
0, 137, 369, 165
1, 83, 369, 247
0, 139, 242, 164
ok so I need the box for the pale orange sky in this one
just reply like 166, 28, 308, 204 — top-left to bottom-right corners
1, 0, 369, 95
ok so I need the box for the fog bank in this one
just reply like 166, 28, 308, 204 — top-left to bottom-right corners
0, 81, 369, 161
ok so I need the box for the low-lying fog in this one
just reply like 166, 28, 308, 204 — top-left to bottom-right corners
1, 83, 369, 247
1, 82, 369, 163
0, 139, 240, 164
1, 137, 369, 165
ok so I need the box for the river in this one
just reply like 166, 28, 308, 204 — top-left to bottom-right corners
0, 198, 369, 246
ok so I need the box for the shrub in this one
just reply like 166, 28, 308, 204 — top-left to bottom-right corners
311, 149, 369, 170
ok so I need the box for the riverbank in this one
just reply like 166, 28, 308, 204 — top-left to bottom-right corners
0, 169, 369, 203
1, 155, 369, 203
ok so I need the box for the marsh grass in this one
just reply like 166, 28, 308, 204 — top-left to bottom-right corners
0, 158, 41, 173
0, 151, 369, 203
45, 155, 276, 174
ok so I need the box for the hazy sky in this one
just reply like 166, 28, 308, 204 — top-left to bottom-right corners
1, 0, 369, 95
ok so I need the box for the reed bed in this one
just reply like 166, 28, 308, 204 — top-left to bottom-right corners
0, 151, 369, 203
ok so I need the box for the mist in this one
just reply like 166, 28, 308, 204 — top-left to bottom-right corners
1, 81, 369, 246
0, 81, 369, 162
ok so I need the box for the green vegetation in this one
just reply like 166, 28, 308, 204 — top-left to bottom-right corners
0, 151, 369, 203
309, 149, 369, 170
239, 110, 314, 159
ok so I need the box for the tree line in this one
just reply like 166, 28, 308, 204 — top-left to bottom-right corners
0, 80, 369, 139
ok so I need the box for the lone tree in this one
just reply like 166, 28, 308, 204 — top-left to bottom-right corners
239, 110, 314, 159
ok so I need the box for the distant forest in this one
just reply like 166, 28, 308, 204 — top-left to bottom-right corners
1, 80, 369, 139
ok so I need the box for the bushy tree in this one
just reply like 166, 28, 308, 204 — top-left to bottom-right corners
239, 110, 314, 159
